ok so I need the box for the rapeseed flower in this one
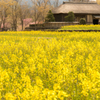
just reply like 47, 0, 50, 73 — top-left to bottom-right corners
0, 30, 100, 99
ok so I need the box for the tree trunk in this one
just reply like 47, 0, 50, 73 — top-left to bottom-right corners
21, 20, 23, 31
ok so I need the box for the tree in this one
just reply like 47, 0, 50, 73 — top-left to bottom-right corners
80, 18, 86, 25
8, 0, 30, 31
18, 1, 30, 30
31, 0, 51, 30
45, 10, 55, 22
0, 0, 32, 31
53, 0, 59, 7
9, 0, 19, 31
0, 0, 11, 30
65, 12, 75, 22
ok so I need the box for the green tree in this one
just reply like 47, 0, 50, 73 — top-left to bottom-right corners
80, 18, 86, 25
65, 11, 75, 22
45, 10, 55, 22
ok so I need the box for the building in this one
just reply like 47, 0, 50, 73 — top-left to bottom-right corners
52, 0, 100, 24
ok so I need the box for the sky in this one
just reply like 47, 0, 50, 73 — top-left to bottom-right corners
25, 0, 64, 6
25, 0, 96, 6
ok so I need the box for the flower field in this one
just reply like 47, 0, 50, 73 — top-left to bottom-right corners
1, 31, 100, 100
61, 25, 100, 30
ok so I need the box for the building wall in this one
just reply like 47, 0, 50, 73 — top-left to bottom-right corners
54, 13, 100, 24
87, 15, 93, 24
99, 19, 100, 24
54, 14, 87, 22
44, 22, 79, 28
54, 14, 63, 22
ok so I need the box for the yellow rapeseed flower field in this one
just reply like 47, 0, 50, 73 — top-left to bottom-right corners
61, 25, 100, 30
0, 30, 100, 100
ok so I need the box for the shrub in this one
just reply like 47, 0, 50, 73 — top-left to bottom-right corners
65, 12, 75, 22
45, 10, 55, 22
80, 18, 86, 25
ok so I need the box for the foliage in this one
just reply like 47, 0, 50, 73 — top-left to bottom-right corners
31, 0, 51, 23
1, 30, 100, 99
61, 25, 100, 30
65, 11, 75, 22
0, 0, 30, 31
80, 18, 86, 25
45, 10, 55, 22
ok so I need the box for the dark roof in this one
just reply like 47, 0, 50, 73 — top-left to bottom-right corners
52, 2, 100, 14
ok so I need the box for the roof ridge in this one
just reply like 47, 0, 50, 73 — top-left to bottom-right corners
52, 2, 100, 14
63, 1, 97, 4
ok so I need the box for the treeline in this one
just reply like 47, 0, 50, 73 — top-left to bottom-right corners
0, 0, 60, 31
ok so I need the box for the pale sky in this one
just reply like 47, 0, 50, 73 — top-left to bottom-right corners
26, 0, 97, 6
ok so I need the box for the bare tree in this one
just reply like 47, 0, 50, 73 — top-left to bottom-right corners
0, 0, 11, 30
53, 0, 59, 7
9, 0, 20, 31
31, 0, 51, 30
18, 1, 30, 30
